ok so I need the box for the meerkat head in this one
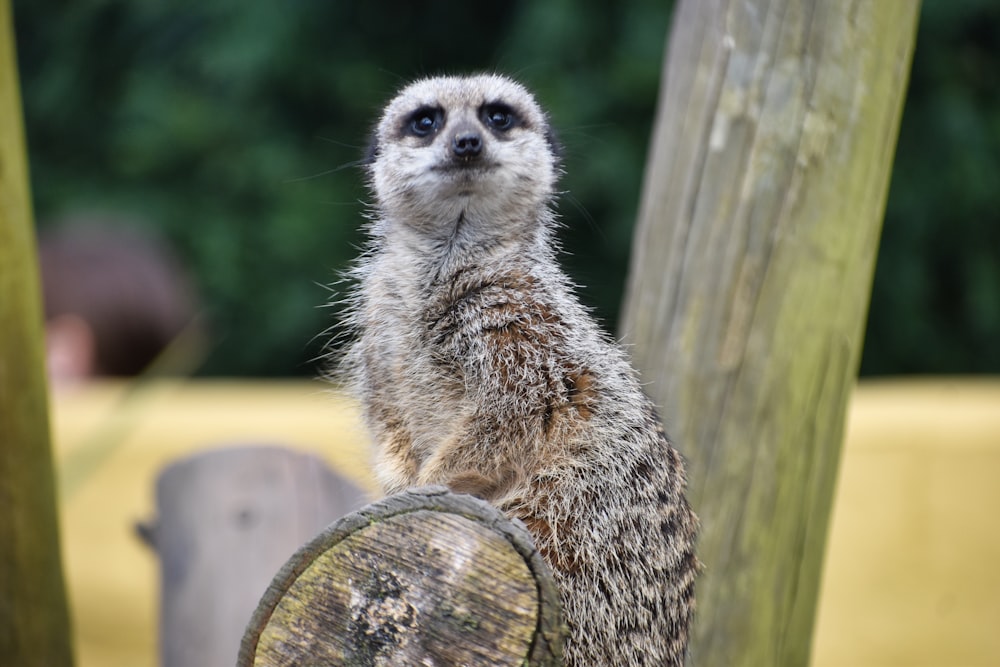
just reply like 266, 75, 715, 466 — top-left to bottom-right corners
366, 74, 560, 247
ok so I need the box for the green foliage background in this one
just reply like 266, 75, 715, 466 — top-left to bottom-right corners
13, 1, 1000, 376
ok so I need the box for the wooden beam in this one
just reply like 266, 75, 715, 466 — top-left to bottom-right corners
0, 0, 74, 663
620, 1, 921, 664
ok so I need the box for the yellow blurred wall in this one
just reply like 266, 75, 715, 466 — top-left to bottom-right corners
50, 379, 1000, 667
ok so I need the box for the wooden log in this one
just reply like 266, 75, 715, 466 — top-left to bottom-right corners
239, 486, 565, 667
139, 445, 368, 667
0, 1, 74, 663
620, 1, 920, 665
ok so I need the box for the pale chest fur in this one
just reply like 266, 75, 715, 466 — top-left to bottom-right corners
356, 251, 469, 464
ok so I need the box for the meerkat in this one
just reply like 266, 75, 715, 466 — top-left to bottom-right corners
337, 74, 698, 666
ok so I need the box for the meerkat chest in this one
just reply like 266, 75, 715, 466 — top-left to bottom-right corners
360, 271, 468, 448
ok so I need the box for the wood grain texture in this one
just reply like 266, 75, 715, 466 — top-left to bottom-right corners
621, 1, 920, 664
0, 1, 74, 663
240, 486, 564, 666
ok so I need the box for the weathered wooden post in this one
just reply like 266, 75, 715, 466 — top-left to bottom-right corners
0, 1, 75, 663
140, 445, 368, 667
620, 1, 920, 664
239, 486, 565, 666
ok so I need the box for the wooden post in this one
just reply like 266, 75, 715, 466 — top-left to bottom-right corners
620, 1, 920, 664
139, 445, 369, 667
0, 1, 75, 664
239, 486, 565, 666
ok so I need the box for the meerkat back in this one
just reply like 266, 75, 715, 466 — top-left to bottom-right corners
339, 74, 698, 666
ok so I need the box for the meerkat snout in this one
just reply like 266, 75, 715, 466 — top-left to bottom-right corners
451, 127, 483, 159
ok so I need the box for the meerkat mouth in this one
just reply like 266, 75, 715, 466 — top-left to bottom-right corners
432, 161, 499, 175
430, 162, 501, 196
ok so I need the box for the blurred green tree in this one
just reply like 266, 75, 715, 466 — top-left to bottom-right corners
861, 0, 1000, 374
14, 0, 671, 375
13, 0, 999, 376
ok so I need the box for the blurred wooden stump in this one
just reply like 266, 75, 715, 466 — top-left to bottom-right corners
239, 486, 565, 666
139, 444, 368, 667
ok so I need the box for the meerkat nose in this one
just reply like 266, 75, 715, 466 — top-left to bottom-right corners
452, 131, 483, 159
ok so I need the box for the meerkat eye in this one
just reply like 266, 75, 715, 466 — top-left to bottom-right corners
482, 103, 517, 132
407, 106, 443, 137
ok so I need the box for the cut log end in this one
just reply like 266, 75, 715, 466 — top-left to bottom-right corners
239, 486, 565, 666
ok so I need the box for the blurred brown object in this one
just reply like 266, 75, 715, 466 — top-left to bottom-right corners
38, 216, 197, 383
